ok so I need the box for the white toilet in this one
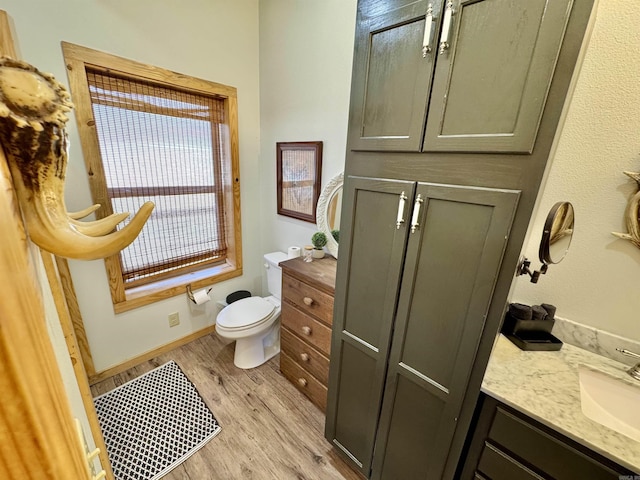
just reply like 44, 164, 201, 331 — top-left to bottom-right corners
215, 251, 288, 369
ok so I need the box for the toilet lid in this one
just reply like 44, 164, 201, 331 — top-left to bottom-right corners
216, 296, 276, 330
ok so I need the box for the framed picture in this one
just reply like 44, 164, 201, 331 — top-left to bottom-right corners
276, 141, 323, 223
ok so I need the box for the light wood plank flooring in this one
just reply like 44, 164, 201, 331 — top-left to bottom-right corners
91, 333, 362, 480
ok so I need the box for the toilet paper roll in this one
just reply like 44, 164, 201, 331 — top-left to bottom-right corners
192, 288, 211, 305
287, 246, 301, 259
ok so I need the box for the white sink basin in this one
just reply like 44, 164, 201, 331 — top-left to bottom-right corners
578, 365, 640, 442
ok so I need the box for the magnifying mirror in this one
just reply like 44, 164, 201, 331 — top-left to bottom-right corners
517, 201, 575, 283
539, 201, 574, 264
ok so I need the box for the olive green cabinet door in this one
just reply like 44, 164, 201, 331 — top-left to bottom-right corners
423, 0, 574, 153
370, 183, 519, 479
325, 176, 415, 476
348, 0, 442, 152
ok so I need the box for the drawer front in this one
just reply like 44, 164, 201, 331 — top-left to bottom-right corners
489, 407, 625, 480
282, 302, 332, 355
281, 327, 330, 385
282, 273, 334, 326
280, 352, 327, 411
478, 443, 543, 480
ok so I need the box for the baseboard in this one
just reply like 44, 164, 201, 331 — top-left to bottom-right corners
88, 325, 217, 385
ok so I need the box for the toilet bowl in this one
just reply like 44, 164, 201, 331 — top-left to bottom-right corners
216, 252, 288, 369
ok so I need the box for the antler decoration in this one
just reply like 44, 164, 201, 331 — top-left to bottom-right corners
612, 171, 640, 249
0, 57, 153, 260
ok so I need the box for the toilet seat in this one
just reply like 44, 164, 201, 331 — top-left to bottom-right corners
216, 296, 277, 331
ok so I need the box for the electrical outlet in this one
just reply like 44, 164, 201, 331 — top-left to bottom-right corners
168, 312, 180, 327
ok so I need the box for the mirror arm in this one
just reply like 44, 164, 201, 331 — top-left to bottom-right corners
516, 257, 548, 284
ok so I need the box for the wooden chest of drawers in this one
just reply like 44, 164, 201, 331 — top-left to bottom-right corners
279, 256, 336, 412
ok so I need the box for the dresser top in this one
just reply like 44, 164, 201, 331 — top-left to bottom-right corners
280, 256, 337, 294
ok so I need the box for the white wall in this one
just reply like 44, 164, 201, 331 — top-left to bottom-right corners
258, 0, 357, 254
4, 0, 262, 370
512, 0, 640, 341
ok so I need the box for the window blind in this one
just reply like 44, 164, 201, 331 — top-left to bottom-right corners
86, 69, 227, 284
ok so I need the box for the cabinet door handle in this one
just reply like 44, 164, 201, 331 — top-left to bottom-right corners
300, 353, 310, 362
303, 296, 314, 306
439, 0, 455, 55
410, 194, 424, 233
396, 191, 408, 229
422, 4, 435, 57
298, 377, 308, 387
302, 326, 312, 335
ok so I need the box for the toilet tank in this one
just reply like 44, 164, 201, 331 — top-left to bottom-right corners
264, 252, 288, 299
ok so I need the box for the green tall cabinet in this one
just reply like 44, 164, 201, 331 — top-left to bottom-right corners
325, 0, 595, 478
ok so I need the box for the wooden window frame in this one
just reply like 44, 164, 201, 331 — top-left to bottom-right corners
62, 42, 242, 313
276, 141, 323, 223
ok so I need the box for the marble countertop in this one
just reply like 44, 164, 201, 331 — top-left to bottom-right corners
482, 335, 640, 473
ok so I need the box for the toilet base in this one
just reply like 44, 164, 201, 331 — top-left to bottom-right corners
232, 321, 280, 369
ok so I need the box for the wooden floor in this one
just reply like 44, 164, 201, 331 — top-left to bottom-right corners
91, 333, 362, 480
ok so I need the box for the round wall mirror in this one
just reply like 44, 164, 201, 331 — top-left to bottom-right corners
539, 201, 575, 265
316, 172, 343, 258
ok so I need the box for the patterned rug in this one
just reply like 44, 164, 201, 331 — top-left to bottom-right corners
94, 361, 221, 480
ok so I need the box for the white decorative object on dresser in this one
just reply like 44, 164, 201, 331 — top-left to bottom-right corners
279, 256, 337, 411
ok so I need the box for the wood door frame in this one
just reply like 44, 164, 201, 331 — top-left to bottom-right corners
0, 10, 113, 479
55, 256, 97, 378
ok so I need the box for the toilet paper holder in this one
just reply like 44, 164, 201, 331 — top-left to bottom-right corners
186, 284, 212, 304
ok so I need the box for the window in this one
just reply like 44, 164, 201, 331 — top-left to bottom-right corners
63, 43, 242, 312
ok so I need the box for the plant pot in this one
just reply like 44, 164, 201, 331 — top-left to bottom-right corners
312, 248, 325, 259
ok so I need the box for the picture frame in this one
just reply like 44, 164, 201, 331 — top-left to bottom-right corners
276, 141, 323, 223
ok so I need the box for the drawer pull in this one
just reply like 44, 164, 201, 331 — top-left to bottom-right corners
298, 377, 308, 387
301, 326, 312, 335
300, 353, 310, 362
303, 297, 314, 306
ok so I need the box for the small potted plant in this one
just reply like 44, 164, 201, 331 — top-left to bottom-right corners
311, 231, 327, 259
